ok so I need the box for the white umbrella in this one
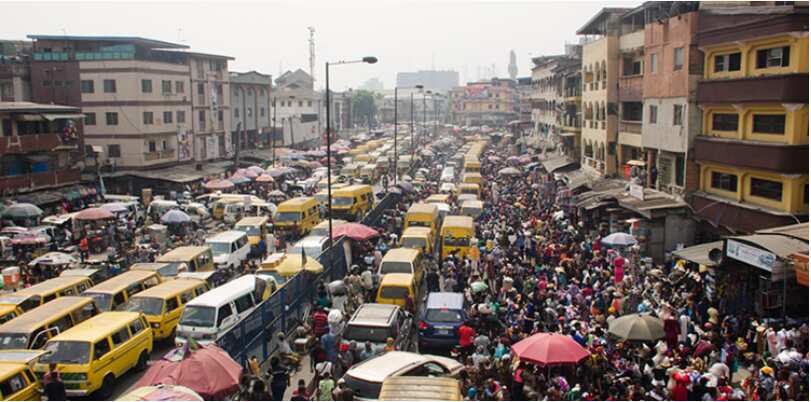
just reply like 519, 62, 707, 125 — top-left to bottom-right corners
498, 167, 521, 176
30, 252, 77, 266
601, 232, 638, 247
101, 202, 130, 214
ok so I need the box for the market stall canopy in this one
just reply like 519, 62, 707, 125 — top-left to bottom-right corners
608, 313, 665, 341
331, 223, 379, 241
228, 174, 251, 184
100, 202, 130, 214
161, 209, 191, 225
601, 232, 637, 247
75, 207, 114, 221
511, 333, 589, 366
672, 241, 724, 268
498, 167, 521, 176
1, 203, 43, 219
246, 166, 265, 175
116, 385, 203, 401
136, 344, 242, 400
30, 251, 77, 266
255, 174, 275, 183
203, 179, 235, 191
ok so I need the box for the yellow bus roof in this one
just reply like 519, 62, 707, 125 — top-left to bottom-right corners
382, 248, 421, 263
82, 271, 159, 294
379, 273, 415, 287
48, 312, 142, 343
425, 194, 450, 203
157, 246, 211, 262
235, 216, 269, 226
130, 262, 172, 273
461, 200, 484, 208
407, 203, 438, 215
0, 305, 17, 315
0, 362, 27, 382
129, 278, 203, 300
333, 185, 373, 196
0, 296, 94, 334
380, 376, 462, 401
459, 183, 479, 189
402, 227, 432, 237
277, 197, 316, 210
442, 215, 475, 229
463, 172, 482, 178
10, 277, 90, 299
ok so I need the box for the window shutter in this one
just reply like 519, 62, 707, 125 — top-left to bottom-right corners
782, 46, 791, 67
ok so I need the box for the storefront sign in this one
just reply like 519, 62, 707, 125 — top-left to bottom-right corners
726, 239, 777, 272
630, 184, 645, 200
792, 252, 808, 287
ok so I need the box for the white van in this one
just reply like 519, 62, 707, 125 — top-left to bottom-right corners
205, 231, 251, 270
440, 167, 455, 183
175, 275, 274, 345
287, 235, 329, 259
147, 199, 178, 221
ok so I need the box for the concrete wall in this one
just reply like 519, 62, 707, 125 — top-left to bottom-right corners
643, 11, 699, 99
641, 97, 698, 153
581, 36, 620, 176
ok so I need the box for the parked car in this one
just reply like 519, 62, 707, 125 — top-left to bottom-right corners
342, 303, 414, 356
418, 292, 467, 351
342, 351, 462, 400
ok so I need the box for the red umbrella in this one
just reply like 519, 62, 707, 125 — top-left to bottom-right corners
203, 179, 235, 191
331, 222, 380, 241
135, 344, 242, 400
75, 207, 114, 221
511, 333, 589, 366
255, 174, 275, 183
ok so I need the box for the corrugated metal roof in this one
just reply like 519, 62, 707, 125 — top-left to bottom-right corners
27, 35, 188, 49
728, 234, 808, 259
673, 241, 724, 267
756, 222, 809, 242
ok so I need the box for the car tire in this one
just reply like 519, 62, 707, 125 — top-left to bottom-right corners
136, 350, 149, 371
98, 374, 115, 399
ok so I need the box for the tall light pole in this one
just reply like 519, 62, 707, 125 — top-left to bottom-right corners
423, 90, 430, 145
325, 56, 377, 248
271, 97, 277, 166
394, 87, 398, 187
410, 85, 423, 164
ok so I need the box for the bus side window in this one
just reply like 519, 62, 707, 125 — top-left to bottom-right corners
50, 315, 73, 334
43, 294, 56, 304
113, 292, 126, 308
144, 276, 160, 288
60, 288, 75, 296
30, 327, 48, 349
94, 339, 111, 360
77, 281, 90, 292
166, 296, 179, 312
180, 291, 195, 304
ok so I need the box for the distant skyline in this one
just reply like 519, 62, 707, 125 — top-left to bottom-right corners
2, 0, 630, 90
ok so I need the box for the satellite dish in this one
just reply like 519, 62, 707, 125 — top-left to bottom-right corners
708, 248, 723, 263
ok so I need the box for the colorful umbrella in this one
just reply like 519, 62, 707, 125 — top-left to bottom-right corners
470, 281, 489, 294
30, 252, 77, 266
135, 344, 242, 400
255, 174, 275, 183
246, 166, 265, 175
117, 385, 203, 401
511, 333, 589, 366
100, 202, 130, 214
203, 179, 235, 191
160, 209, 192, 225
1, 203, 43, 219
601, 232, 638, 247
228, 174, 251, 184
75, 207, 114, 221
498, 167, 521, 176
518, 155, 532, 164
608, 313, 665, 341
241, 169, 258, 179
331, 223, 380, 241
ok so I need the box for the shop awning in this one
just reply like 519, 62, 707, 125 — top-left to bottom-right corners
672, 241, 724, 267
616, 189, 688, 219
756, 222, 809, 242
725, 234, 809, 280
542, 155, 577, 173
41, 113, 85, 121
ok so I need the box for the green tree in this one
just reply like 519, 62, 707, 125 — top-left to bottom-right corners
352, 90, 377, 127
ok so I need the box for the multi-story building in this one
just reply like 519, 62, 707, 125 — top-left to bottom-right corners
617, 5, 647, 181
560, 60, 583, 160
0, 102, 84, 194
449, 78, 517, 127
274, 69, 320, 147
529, 53, 580, 157
516, 77, 533, 124
691, 4, 808, 235
230, 71, 272, 151
26, 35, 233, 169
0, 40, 32, 102
642, 3, 702, 198
578, 8, 630, 177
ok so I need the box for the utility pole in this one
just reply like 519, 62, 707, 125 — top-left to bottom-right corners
308, 27, 316, 85
271, 97, 277, 166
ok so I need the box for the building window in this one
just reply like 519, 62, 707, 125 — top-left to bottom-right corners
650, 53, 658, 73
673, 104, 683, 126
711, 171, 737, 192
714, 52, 741, 72
84, 112, 96, 126
247, 108, 253, 117
711, 113, 738, 131
750, 177, 783, 201
216, 84, 223, 95
298, 101, 303, 107
103, 79, 117, 93
143, 112, 153, 125
648, 105, 658, 124
218, 110, 223, 122
148, 141, 156, 152
675, 155, 685, 187
161, 80, 172, 94
756, 46, 790, 68
163, 111, 173, 124
673, 47, 684, 71
141, 79, 152, 93
752, 114, 786, 135
105, 112, 118, 125
623, 57, 642, 76
260, 107, 265, 117
198, 110, 205, 123
42, 80, 51, 87
175, 81, 185, 93
307, 101, 312, 107
621, 102, 642, 121
162, 139, 168, 150
80, 80, 94, 93
197, 82, 204, 95
108, 144, 121, 158
234, 108, 240, 118
177, 110, 186, 123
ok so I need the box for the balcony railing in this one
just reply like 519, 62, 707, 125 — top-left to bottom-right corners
143, 149, 176, 162
619, 121, 642, 134
0, 169, 81, 192
0, 134, 74, 155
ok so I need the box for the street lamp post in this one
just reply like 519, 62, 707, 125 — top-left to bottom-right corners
325, 56, 377, 249
410, 91, 414, 163
423, 90, 430, 144
394, 87, 398, 187
271, 97, 277, 166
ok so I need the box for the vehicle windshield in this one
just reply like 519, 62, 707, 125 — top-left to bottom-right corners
344, 325, 392, 343
234, 225, 261, 236
0, 333, 29, 350
288, 246, 322, 259
426, 309, 463, 323
83, 292, 112, 311
315, 194, 328, 204
333, 197, 354, 207
125, 297, 165, 316
380, 261, 413, 275
40, 341, 90, 365
380, 286, 409, 299
401, 237, 427, 250
207, 242, 231, 256
274, 212, 301, 223
407, 220, 430, 228
443, 236, 470, 247
179, 306, 216, 327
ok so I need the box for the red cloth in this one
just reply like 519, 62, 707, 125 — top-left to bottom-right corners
663, 318, 679, 348
671, 384, 688, 401
458, 325, 475, 347
312, 311, 328, 336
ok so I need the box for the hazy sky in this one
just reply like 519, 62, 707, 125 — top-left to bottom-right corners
3, 0, 633, 90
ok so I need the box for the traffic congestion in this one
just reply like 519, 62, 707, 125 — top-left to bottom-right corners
0, 124, 806, 402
